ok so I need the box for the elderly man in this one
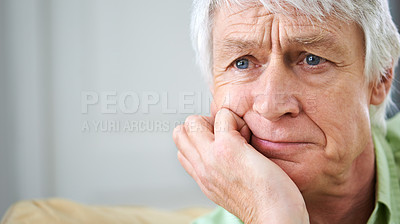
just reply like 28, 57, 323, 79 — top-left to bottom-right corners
173, 0, 400, 223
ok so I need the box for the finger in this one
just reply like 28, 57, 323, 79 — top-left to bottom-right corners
184, 115, 214, 134
177, 150, 196, 178
214, 108, 251, 142
173, 125, 201, 164
184, 115, 215, 147
178, 151, 214, 200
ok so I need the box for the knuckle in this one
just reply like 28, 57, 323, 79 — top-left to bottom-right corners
185, 115, 207, 133
212, 140, 233, 160
213, 138, 228, 152
185, 115, 201, 125
184, 115, 198, 132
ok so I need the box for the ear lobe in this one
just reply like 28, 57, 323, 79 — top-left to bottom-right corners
370, 68, 394, 105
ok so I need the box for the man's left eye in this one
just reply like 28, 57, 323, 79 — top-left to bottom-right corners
304, 54, 326, 66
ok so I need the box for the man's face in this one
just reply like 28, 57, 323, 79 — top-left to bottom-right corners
211, 4, 374, 194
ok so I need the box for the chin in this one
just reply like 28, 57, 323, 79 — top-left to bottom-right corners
266, 154, 326, 194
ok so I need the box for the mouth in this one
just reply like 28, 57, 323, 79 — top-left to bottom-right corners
250, 134, 314, 159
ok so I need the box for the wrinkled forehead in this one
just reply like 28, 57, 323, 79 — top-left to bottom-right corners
211, 0, 352, 22
213, 1, 345, 31
212, 2, 348, 44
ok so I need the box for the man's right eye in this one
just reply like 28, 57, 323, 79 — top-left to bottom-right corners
235, 58, 249, 69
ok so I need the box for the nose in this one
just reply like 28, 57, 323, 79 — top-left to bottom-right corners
252, 59, 301, 122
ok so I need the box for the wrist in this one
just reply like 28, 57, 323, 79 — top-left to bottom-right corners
249, 203, 309, 224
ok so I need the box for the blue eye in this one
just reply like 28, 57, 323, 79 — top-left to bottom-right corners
305, 54, 323, 66
235, 59, 249, 69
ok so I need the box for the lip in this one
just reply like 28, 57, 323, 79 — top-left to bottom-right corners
250, 134, 314, 159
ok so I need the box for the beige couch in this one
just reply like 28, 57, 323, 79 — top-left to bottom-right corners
1, 198, 213, 224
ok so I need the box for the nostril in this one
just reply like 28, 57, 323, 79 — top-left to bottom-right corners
285, 111, 299, 118
284, 112, 292, 117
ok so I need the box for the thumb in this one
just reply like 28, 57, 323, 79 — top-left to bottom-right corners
214, 108, 251, 143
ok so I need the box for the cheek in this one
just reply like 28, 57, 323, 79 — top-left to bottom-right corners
212, 85, 253, 117
310, 82, 371, 163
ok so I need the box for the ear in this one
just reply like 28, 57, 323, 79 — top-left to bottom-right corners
370, 68, 394, 105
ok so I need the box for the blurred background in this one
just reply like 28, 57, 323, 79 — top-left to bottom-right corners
0, 0, 399, 217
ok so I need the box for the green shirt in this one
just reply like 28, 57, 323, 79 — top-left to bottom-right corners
192, 114, 400, 224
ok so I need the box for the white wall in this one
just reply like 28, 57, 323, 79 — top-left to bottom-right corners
0, 0, 50, 214
0, 0, 214, 216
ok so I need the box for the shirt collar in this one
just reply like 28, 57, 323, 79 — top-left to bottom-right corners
371, 127, 400, 222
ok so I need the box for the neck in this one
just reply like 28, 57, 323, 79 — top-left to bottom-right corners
305, 139, 376, 224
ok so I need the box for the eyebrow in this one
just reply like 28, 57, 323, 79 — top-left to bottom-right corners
288, 33, 342, 50
215, 33, 346, 61
217, 39, 262, 57
290, 33, 348, 59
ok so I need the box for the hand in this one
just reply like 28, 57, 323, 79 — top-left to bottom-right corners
173, 108, 309, 224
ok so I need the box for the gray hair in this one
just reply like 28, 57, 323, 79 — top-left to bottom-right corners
190, 0, 400, 132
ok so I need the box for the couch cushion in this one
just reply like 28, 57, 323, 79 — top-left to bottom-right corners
1, 198, 213, 224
